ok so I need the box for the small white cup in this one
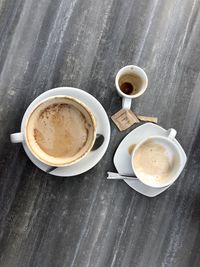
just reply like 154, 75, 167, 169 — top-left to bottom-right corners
131, 129, 185, 188
115, 65, 148, 109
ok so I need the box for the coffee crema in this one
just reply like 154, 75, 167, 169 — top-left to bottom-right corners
34, 103, 89, 157
26, 96, 96, 166
133, 139, 176, 185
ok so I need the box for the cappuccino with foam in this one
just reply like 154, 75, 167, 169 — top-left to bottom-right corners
26, 96, 96, 166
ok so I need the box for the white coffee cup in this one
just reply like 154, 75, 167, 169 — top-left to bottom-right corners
131, 129, 185, 188
10, 95, 97, 167
115, 65, 148, 109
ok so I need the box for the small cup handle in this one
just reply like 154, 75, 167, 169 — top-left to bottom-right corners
10, 132, 24, 143
122, 97, 132, 109
167, 128, 177, 139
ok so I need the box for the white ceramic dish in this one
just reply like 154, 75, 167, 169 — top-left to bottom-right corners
113, 123, 187, 197
21, 87, 111, 176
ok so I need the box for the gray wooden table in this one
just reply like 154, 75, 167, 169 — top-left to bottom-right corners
0, 0, 200, 266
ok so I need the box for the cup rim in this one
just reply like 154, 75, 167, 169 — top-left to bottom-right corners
115, 65, 148, 99
24, 95, 96, 167
131, 135, 183, 188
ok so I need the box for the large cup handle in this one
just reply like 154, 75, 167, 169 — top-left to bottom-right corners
10, 132, 24, 143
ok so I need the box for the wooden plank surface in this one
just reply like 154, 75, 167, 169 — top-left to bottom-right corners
0, 0, 200, 266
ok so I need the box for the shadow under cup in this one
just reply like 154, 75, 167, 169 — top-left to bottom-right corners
132, 136, 183, 188
25, 96, 96, 167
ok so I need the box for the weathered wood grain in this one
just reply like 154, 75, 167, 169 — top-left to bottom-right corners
0, 0, 200, 266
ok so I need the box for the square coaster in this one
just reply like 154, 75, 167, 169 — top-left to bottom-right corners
111, 109, 139, 131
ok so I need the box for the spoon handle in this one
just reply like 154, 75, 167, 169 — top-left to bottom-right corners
107, 172, 137, 180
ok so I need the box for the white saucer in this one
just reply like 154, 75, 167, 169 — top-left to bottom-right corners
113, 123, 187, 197
21, 87, 111, 176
